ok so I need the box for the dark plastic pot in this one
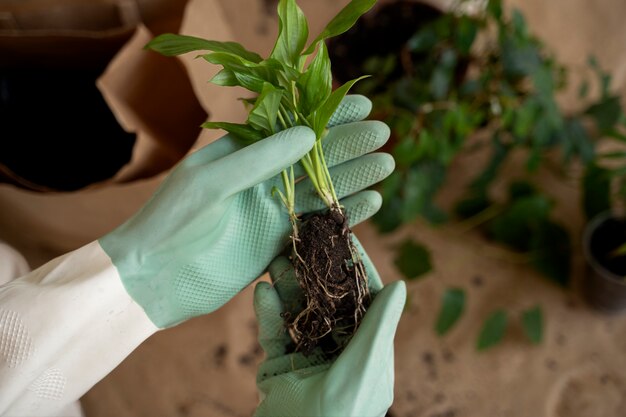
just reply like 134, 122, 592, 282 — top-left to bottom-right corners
582, 211, 626, 312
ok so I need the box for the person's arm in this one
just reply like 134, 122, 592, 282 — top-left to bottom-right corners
0, 96, 393, 416
0, 242, 156, 416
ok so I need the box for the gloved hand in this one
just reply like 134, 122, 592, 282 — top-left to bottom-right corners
253, 240, 406, 417
99, 95, 394, 328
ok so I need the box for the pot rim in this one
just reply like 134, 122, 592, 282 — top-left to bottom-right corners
583, 210, 626, 286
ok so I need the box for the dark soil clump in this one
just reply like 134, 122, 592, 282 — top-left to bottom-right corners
288, 207, 370, 355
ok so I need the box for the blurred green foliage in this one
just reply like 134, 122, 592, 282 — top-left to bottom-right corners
343, 0, 626, 348
355, 0, 625, 283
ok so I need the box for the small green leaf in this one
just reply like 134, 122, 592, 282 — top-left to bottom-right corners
468, 136, 509, 192
501, 37, 541, 77
489, 195, 552, 251
265, 58, 301, 86
311, 76, 369, 138
511, 9, 528, 37
298, 41, 332, 115
487, 0, 502, 19
561, 118, 595, 164
585, 96, 622, 135
145, 34, 262, 62
271, 0, 309, 68
582, 163, 611, 220
513, 99, 539, 139
407, 27, 438, 52
477, 310, 508, 351
429, 49, 457, 100
530, 220, 571, 286
588, 55, 612, 99
455, 16, 478, 55
202, 54, 289, 94
201, 121, 264, 144
435, 288, 466, 336
202, 52, 269, 92
304, 0, 377, 54
454, 192, 491, 219
399, 161, 447, 224
209, 69, 238, 86
247, 83, 283, 135
394, 239, 432, 280
521, 306, 543, 344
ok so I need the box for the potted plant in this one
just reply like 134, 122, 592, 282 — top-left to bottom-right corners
582, 211, 626, 312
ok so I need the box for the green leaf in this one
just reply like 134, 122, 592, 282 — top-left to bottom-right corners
477, 310, 508, 351
209, 69, 238, 86
394, 239, 432, 280
201, 121, 264, 144
469, 135, 509, 192
145, 34, 262, 62
561, 118, 595, 164
407, 27, 438, 52
202, 52, 268, 92
588, 55, 612, 99
511, 9, 528, 37
585, 96, 623, 135
513, 99, 539, 139
363, 54, 396, 78
393, 135, 423, 167
304, 0, 377, 54
435, 288, 466, 336
429, 49, 457, 100
455, 16, 478, 55
373, 195, 403, 233
487, 0, 503, 19
490, 194, 552, 251
311, 76, 369, 138
298, 41, 332, 115
501, 37, 541, 78
373, 173, 404, 233
582, 163, 611, 220
530, 220, 571, 286
399, 161, 447, 224
247, 83, 284, 135
271, 0, 309, 68
454, 192, 491, 219
521, 306, 543, 344
265, 58, 301, 87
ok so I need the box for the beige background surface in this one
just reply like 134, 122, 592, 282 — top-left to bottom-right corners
2, 0, 626, 416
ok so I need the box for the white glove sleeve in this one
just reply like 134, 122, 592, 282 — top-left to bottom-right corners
0, 241, 158, 416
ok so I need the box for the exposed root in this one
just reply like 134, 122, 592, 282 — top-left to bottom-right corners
287, 206, 371, 355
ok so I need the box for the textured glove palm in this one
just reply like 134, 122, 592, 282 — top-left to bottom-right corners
253, 243, 406, 417
99, 96, 393, 328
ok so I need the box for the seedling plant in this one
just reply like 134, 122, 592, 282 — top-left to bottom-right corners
147, 0, 378, 354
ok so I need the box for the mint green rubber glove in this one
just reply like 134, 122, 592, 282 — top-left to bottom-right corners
100, 96, 394, 328
253, 241, 406, 417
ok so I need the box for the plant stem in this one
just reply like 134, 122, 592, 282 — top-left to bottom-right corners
277, 107, 297, 224
276, 101, 340, 216
454, 204, 504, 234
